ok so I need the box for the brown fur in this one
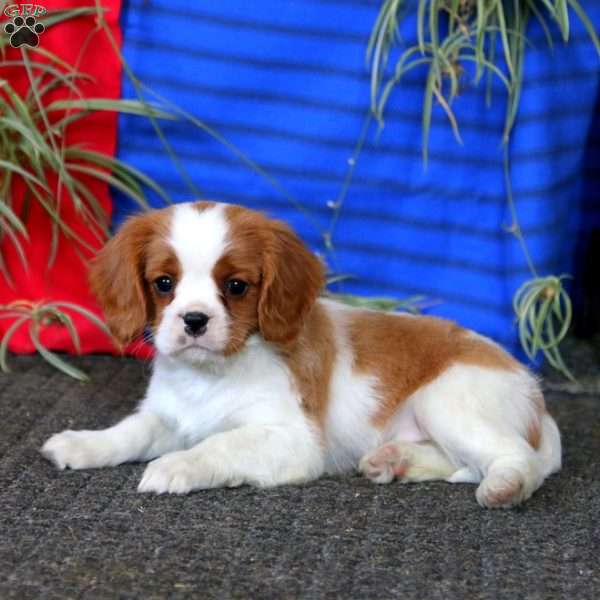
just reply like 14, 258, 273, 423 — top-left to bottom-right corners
278, 302, 336, 425
216, 204, 325, 345
90, 200, 325, 354
527, 420, 542, 451
213, 205, 266, 356
525, 388, 545, 450
144, 233, 182, 334
256, 217, 325, 345
89, 208, 174, 345
346, 311, 529, 428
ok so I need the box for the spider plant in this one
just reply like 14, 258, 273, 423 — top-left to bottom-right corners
366, 0, 598, 378
0, 300, 112, 381
0, 7, 175, 377
325, 292, 431, 313
1, 2, 510, 380
513, 275, 574, 380
368, 0, 600, 160
0, 59, 174, 278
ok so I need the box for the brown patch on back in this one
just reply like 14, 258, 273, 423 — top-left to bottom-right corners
346, 311, 523, 428
279, 302, 336, 425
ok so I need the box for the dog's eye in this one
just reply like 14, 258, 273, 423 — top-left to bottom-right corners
225, 279, 248, 297
154, 276, 174, 294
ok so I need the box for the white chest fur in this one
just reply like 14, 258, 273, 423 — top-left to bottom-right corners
142, 336, 309, 449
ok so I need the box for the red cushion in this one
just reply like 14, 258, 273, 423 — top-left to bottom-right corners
0, 0, 151, 359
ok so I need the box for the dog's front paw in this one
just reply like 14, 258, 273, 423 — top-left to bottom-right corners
138, 451, 221, 495
41, 430, 110, 470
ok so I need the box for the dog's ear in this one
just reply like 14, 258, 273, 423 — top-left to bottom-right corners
258, 219, 324, 344
89, 212, 161, 346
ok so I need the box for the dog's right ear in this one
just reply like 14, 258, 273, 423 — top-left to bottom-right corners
89, 211, 164, 346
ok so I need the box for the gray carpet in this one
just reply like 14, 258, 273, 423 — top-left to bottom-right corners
1, 350, 599, 600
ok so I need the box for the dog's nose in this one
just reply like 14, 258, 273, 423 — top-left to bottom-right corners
182, 312, 210, 337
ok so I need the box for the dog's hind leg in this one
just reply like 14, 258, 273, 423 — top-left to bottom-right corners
359, 440, 461, 484
411, 364, 560, 508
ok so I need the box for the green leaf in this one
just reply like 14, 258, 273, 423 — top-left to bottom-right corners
39, 7, 102, 29
0, 115, 50, 163
567, 0, 600, 57
0, 220, 28, 272
531, 295, 553, 355
475, 0, 486, 80
0, 159, 50, 191
369, 3, 396, 113
421, 65, 436, 166
0, 316, 29, 373
526, 0, 554, 49
44, 98, 176, 121
0, 199, 28, 237
555, 0, 570, 41
42, 308, 82, 354
417, 0, 427, 54
29, 325, 89, 381
327, 292, 427, 313
496, 0, 515, 78
65, 148, 172, 206
325, 274, 356, 286
65, 162, 150, 210
48, 302, 113, 338
2, 60, 85, 99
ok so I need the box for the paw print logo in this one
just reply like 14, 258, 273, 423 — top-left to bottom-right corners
4, 15, 45, 48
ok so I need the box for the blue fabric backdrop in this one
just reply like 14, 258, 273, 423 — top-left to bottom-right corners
114, 0, 600, 361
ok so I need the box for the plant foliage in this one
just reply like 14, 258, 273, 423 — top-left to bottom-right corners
0, 300, 112, 380
366, 0, 599, 378
1, 2, 588, 380
368, 0, 600, 161
0, 7, 173, 377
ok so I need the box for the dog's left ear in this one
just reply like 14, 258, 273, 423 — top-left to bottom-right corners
258, 220, 325, 345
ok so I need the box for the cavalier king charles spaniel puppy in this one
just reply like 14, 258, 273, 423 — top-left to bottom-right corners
42, 201, 561, 508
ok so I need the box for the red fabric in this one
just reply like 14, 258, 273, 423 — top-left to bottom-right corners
0, 1, 150, 358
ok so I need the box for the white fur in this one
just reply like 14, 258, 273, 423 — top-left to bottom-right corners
153, 203, 231, 362
41, 203, 562, 508
43, 334, 324, 493
320, 304, 383, 474
360, 362, 561, 507
137, 336, 324, 492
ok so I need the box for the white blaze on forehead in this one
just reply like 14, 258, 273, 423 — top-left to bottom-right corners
167, 202, 231, 322
153, 202, 231, 358
169, 203, 229, 273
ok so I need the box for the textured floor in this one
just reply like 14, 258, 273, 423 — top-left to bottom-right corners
1, 350, 599, 599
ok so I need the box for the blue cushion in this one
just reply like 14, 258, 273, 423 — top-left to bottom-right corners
115, 0, 600, 361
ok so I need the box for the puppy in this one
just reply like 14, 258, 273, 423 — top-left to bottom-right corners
41, 201, 561, 508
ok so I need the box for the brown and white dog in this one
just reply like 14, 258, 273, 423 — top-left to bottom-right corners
41, 201, 561, 508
